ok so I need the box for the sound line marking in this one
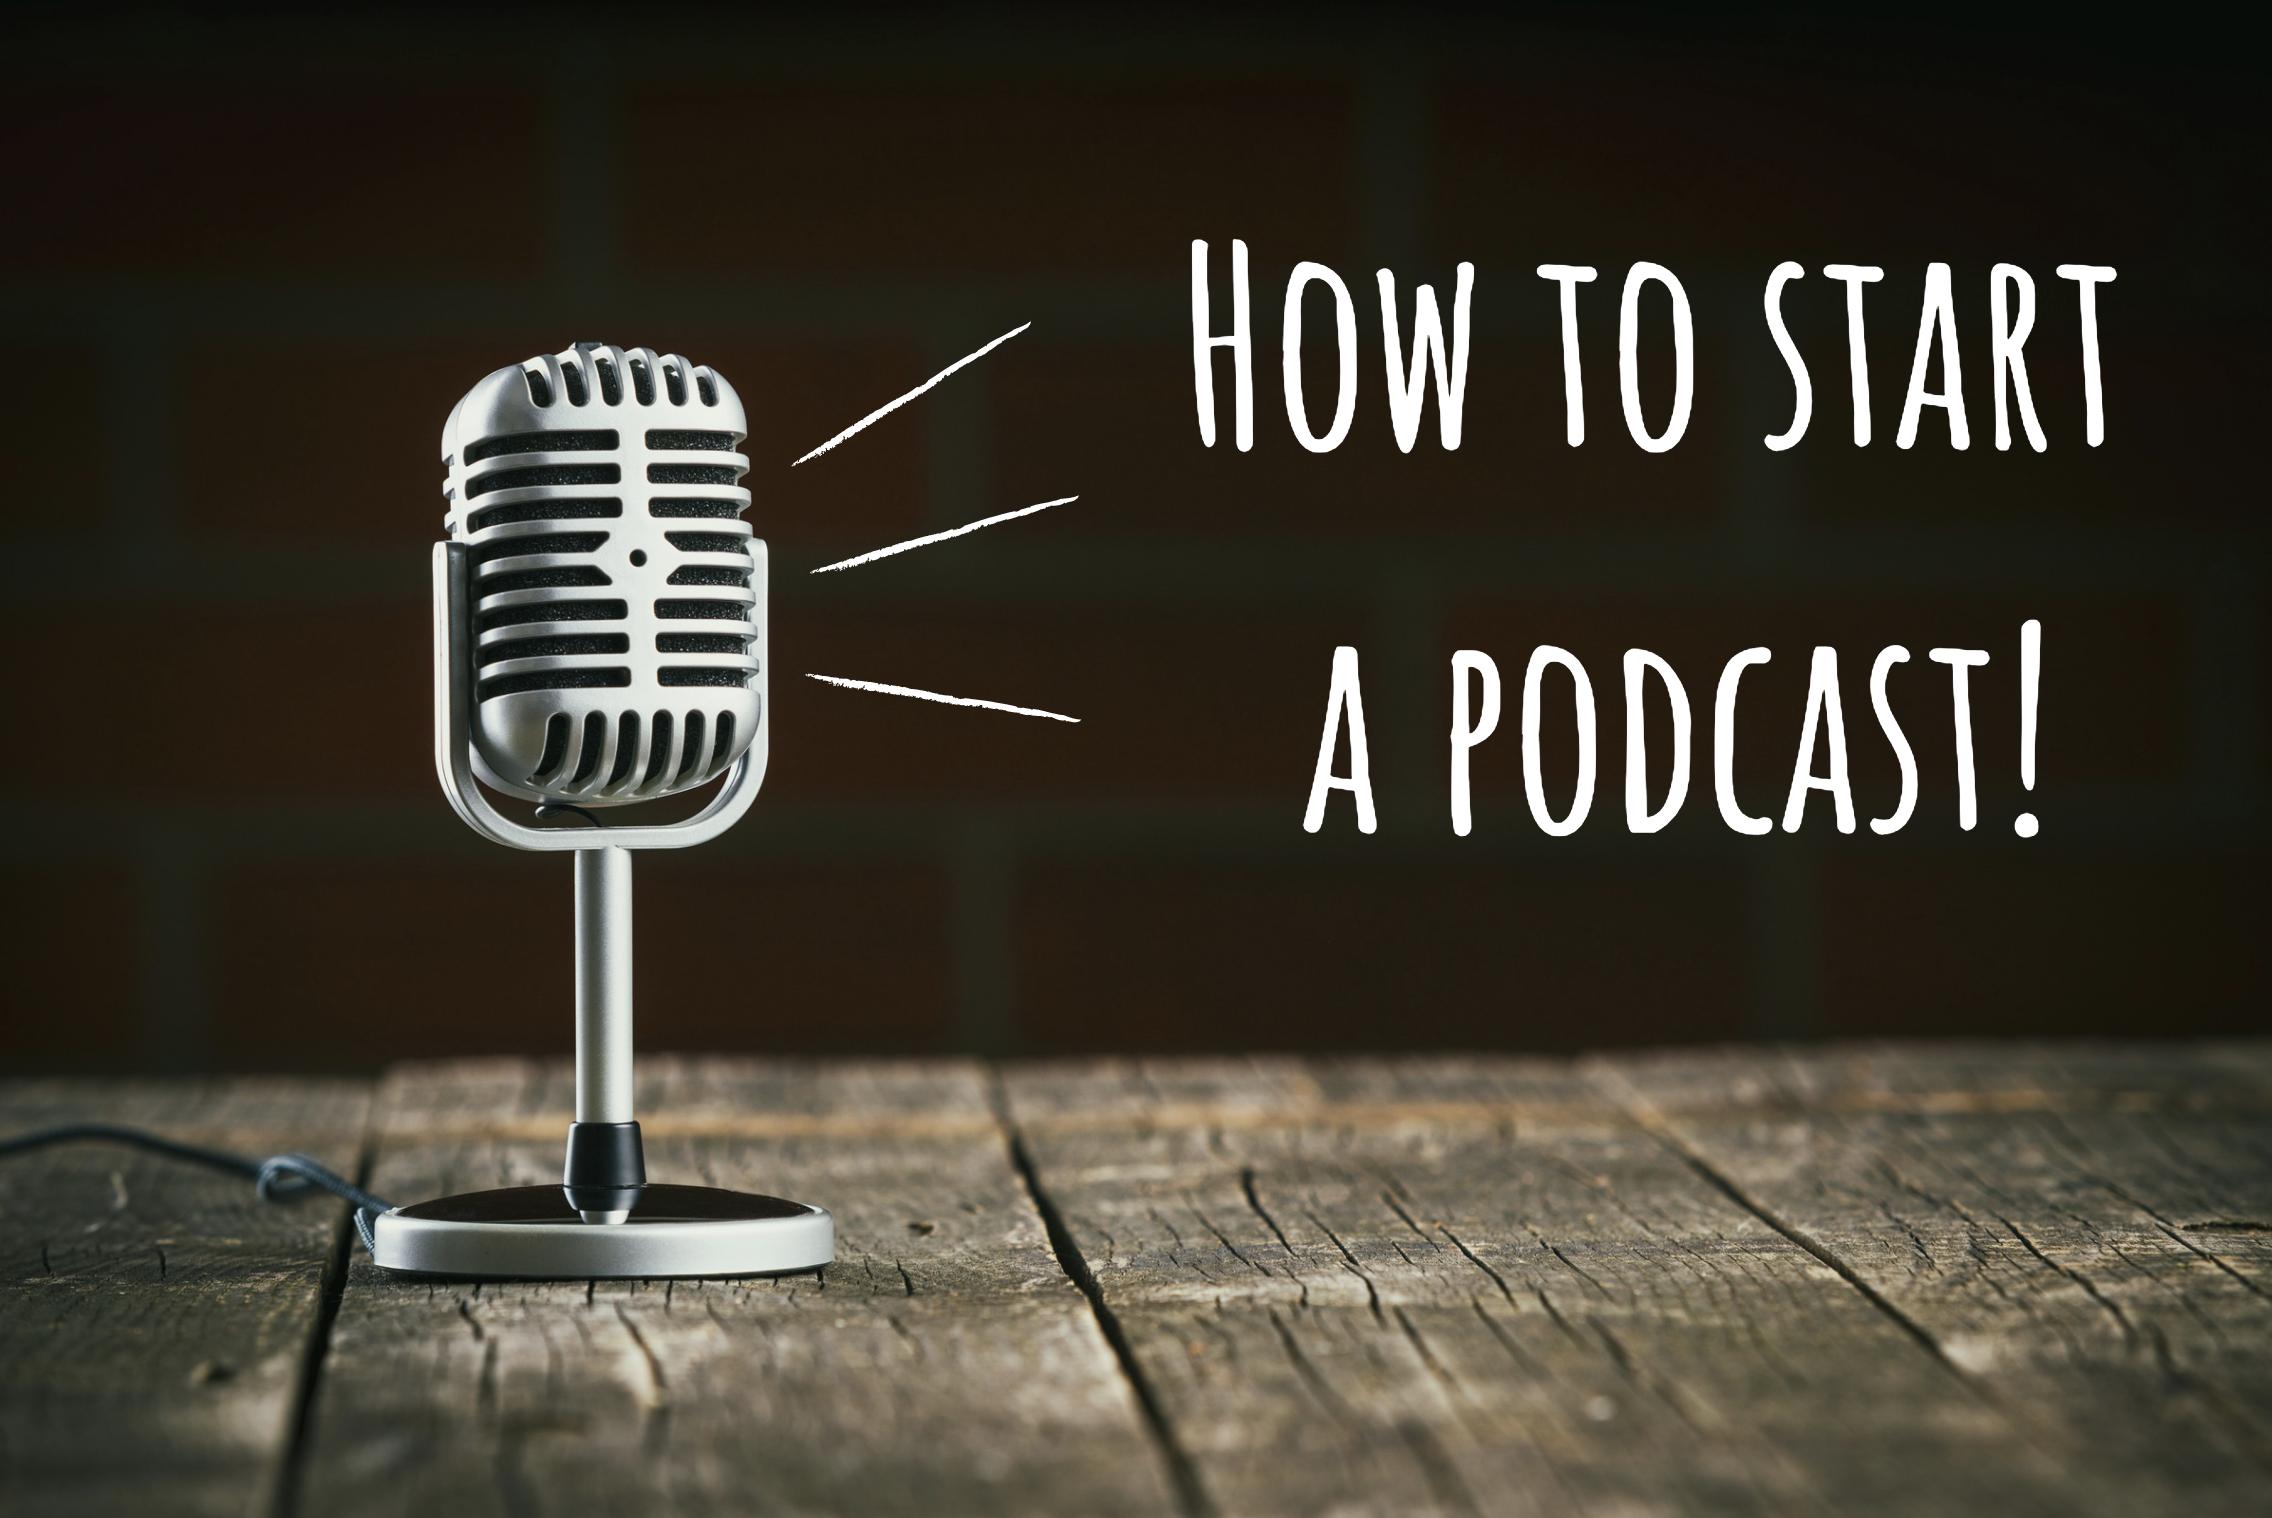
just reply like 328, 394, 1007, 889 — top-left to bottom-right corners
793, 322, 1032, 465
811, 496, 1078, 574
805, 674, 1079, 723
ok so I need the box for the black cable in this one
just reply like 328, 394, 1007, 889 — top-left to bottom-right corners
0, 1122, 393, 1252
535, 802, 604, 828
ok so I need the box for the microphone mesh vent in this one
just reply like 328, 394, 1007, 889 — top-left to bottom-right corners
607, 712, 640, 785
654, 598, 750, 621
678, 711, 705, 779
467, 463, 621, 497
647, 463, 739, 486
655, 633, 749, 653
478, 633, 631, 666
533, 713, 571, 782
664, 565, 750, 588
659, 668, 753, 688
662, 531, 749, 554
464, 430, 618, 464
649, 499, 743, 519
479, 668, 633, 701
571, 712, 607, 782
472, 532, 609, 566
642, 712, 674, 785
477, 598, 627, 633
479, 566, 613, 595
469, 498, 622, 534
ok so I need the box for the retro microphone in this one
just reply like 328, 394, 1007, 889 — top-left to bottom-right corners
368, 342, 832, 1279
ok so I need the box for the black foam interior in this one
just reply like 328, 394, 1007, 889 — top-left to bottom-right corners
607, 711, 639, 785
642, 710, 674, 785
466, 463, 622, 498
476, 632, 631, 666
532, 712, 571, 779
644, 429, 736, 451
648, 499, 745, 518
659, 667, 753, 688
655, 633, 750, 653
463, 430, 618, 465
653, 598, 750, 621
661, 531, 749, 554
677, 711, 705, 779
664, 564, 751, 588
477, 566, 612, 595
478, 668, 631, 702
646, 463, 741, 486
570, 710, 608, 781
467, 498, 623, 534
475, 598, 627, 633
471, 532, 609, 566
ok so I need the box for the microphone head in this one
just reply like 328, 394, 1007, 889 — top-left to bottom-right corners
440, 343, 764, 806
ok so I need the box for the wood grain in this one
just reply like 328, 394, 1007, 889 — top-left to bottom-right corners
1596, 1041, 2272, 1514
0, 1076, 372, 1518
1000, 1053, 2241, 1517
292, 1057, 1178, 1518
9, 1047, 2270, 1516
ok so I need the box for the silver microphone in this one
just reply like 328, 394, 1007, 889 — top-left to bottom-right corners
439, 341, 764, 805
383, 344, 830, 1273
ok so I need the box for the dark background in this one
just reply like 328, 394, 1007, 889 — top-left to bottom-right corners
3, 6, 2262, 1073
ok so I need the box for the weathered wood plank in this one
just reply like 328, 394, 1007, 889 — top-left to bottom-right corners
0, 1077, 372, 1518
295, 1057, 1178, 1518
1002, 1053, 2220, 1518
1594, 1041, 2272, 1513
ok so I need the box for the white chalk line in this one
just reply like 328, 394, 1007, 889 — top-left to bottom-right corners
805, 674, 1080, 724
811, 496, 1078, 574
793, 322, 1032, 466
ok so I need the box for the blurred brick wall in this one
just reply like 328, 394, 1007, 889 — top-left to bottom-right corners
1, 13, 2261, 1071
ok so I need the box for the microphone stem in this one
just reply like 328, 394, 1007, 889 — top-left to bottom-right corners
575, 845, 635, 1125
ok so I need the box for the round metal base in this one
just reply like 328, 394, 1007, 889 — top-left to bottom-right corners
370, 1184, 834, 1279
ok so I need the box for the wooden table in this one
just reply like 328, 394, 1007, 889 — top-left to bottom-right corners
4, 1044, 2269, 1517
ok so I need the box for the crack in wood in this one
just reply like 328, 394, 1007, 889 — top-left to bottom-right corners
1305, 1208, 1383, 1322
1995, 1211, 2140, 1350
1435, 1224, 1515, 1305
998, 1114, 1214, 1518
1237, 1168, 1296, 1256
1608, 1085, 1989, 1396
270, 1125, 372, 1518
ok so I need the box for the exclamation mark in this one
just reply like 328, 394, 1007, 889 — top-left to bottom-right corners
2015, 619, 2041, 837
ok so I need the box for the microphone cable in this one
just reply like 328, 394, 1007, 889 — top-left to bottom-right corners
0, 1122, 393, 1253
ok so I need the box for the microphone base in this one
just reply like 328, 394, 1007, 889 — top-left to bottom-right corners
368, 1183, 834, 1280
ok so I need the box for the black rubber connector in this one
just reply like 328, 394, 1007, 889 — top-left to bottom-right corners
562, 1121, 646, 1216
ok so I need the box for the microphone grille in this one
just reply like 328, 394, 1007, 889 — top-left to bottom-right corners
440, 344, 764, 804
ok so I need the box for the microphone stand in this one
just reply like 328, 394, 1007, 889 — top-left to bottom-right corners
569, 845, 641, 1224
